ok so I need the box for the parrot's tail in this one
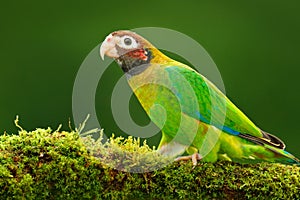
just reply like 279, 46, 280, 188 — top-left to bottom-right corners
239, 130, 299, 165
263, 144, 300, 165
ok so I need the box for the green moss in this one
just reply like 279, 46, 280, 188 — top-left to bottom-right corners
0, 125, 299, 199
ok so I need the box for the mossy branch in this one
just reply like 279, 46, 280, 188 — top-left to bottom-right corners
0, 127, 299, 199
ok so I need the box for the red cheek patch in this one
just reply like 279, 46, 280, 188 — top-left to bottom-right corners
128, 49, 147, 60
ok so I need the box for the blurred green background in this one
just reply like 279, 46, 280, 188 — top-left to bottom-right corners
1, 1, 299, 157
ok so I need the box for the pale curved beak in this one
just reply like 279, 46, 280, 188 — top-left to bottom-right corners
100, 34, 119, 60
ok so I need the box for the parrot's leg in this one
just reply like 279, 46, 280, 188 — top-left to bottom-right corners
175, 153, 203, 166
157, 137, 187, 157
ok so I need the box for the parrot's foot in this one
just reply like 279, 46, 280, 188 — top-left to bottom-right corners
174, 153, 203, 167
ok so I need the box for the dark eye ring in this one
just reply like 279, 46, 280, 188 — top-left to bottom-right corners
124, 37, 132, 45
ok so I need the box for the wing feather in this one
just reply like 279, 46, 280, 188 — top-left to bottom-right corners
164, 64, 285, 149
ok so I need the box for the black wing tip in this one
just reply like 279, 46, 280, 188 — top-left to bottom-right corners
239, 130, 286, 150
261, 130, 286, 150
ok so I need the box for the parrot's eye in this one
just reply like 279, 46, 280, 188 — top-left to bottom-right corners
124, 37, 132, 46
119, 35, 138, 49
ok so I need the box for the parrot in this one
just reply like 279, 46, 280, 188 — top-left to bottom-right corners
99, 30, 299, 166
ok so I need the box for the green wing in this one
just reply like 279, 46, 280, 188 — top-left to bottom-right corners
164, 64, 264, 138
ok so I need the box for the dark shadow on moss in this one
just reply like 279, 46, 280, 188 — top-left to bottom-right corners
0, 128, 299, 199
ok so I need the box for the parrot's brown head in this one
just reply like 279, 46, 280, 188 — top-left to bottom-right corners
100, 30, 169, 74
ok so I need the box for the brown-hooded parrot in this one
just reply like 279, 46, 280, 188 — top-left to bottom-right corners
100, 30, 299, 165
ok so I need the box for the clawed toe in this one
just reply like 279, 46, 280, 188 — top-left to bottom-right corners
175, 153, 203, 167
